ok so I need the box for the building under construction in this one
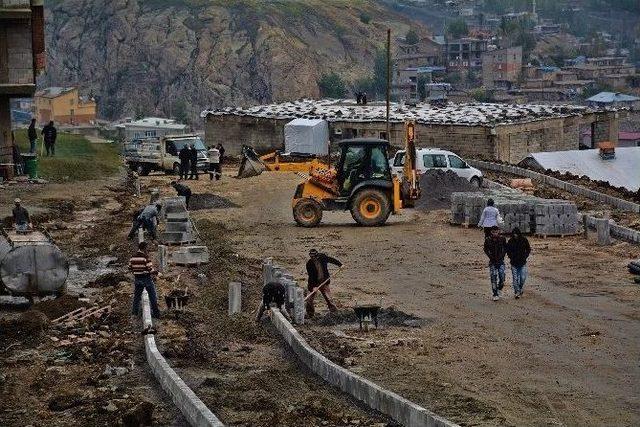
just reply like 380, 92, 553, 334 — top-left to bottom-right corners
0, 0, 45, 180
201, 99, 620, 163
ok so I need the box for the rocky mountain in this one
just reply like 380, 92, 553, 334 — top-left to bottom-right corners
42, 0, 430, 123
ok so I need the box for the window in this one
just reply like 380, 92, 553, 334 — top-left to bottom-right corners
369, 147, 390, 179
448, 155, 466, 168
423, 154, 447, 168
393, 151, 405, 166
379, 132, 387, 140
166, 141, 177, 156
145, 130, 157, 137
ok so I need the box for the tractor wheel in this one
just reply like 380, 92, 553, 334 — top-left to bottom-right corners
350, 188, 391, 226
293, 198, 323, 227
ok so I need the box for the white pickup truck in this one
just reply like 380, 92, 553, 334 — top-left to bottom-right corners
124, 134, 209, 176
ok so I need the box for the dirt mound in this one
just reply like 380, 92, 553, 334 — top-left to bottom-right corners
31, 295, 89, 320
189, 193, 239, 210
315, 307, 425, 328
415, 169, 478, 210
88, 272, 129, 288
0, 310, 49, 342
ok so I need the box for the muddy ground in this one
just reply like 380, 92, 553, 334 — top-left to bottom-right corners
2, 165, 639, 426
0, 174, 184, 426
170, 168, 639, 427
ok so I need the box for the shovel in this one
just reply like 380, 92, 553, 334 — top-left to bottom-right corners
304, 266, 344, 302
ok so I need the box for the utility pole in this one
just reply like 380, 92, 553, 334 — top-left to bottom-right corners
386, 28, 391, 142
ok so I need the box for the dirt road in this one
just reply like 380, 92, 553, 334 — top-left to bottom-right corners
180, 170, 640, 426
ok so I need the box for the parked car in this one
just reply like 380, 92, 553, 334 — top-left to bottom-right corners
124, 134, 209, 175
389, 148, 483, 187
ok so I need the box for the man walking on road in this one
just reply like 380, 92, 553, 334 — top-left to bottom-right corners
506, 227, 531, 299
305, 249, 342, 316
171, 181, 192, 208
478, 198, 501, 237
42, 121, 57, 156
178, 145, 190, 180
129, 241, 161, 319
28, 119, 37, 153
189, 144, 199, 180
484, 227, 507, 301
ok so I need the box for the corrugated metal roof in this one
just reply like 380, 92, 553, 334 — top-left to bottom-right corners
586, 91, 640, 103
525, 147, 640, 191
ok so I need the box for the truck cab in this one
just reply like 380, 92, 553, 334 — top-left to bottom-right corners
162, 135, 209, 174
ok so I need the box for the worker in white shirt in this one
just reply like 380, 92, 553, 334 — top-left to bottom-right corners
478, 198, 502, 237
208, 146, 221, 181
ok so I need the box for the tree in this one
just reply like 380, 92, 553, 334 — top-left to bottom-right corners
359, 12, 371, 24
318, 73, 347, 98
372, 48, 387, 100
446, 19, 469, 39
172, 99, 189, 125
417, 75, 429, 101
405, 29, 419, 45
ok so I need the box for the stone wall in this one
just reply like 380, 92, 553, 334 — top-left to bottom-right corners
204, 111, 619, 161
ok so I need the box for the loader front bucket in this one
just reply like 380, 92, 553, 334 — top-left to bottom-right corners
236, 146, 267, 178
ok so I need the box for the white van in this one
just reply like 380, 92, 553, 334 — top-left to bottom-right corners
390, 148, 483, 187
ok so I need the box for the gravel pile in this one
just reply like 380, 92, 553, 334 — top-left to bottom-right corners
415, 169, 478, 210
189, 193, 239, 210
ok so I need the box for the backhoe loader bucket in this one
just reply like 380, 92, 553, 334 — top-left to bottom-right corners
237, 146, 267, 178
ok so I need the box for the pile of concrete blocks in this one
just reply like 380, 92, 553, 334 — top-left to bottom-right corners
451, 189, 578, 236
160, 197, 196, 244
170, 246, 210, 265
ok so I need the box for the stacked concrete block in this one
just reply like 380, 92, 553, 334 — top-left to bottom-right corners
170, 246, 210, 265
534, 202, 578, 236
160, 197, 196, 244
451, 189, 578, 236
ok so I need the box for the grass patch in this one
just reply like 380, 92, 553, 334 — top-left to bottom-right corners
13, 129, 122, 182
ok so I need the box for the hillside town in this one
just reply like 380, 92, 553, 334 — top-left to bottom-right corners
1, 1, 639, 426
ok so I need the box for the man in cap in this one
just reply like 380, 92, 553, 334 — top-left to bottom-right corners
305, 249, 342, 316
12, 198, 31, 232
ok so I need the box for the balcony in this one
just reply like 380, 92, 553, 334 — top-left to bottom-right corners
0, 0, 31, 19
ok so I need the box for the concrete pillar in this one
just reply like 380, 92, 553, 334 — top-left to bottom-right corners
157, 245, 168, 272
138, 228, 144, 244
228, 282, 241, 315
197, 273, 207, 287
293, 287, 305, 325
582, 215, 588, 239
134, 178, 141, 197
0, 96, 14, 180
262, 258, 273, 286
595, 218, 611, 246
149, 188, 159, 203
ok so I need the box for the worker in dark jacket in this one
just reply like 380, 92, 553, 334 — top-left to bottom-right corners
28, 119, 37, 153
255, 281, 291, 322
483, 227, 507, 301
305, 249, 342, 316
171, 181, 192, 208
178, 145, 190, 180
12, 198, 31, 232
188, 144, 199, 180
129, 241, 160, 318
506, 227, 531, 299
41, 121, 57, 156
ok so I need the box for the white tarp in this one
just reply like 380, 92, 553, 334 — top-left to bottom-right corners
284, 118, 329, 155
522, 147, 640, 191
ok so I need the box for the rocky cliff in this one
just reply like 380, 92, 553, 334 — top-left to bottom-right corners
42, 0, 429, 123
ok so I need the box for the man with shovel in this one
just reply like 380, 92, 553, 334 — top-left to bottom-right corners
305, 249, 342, 316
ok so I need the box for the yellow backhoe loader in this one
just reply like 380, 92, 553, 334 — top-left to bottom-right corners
292, 121, 421, 227
236, 146, 329, 178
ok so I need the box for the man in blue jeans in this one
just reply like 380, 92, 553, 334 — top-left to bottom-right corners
129, 241, 161, 318
506, 227, 531, 298
484, 226, 507, 301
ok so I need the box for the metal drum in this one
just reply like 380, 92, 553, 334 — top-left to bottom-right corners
0, 232, 69, 296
